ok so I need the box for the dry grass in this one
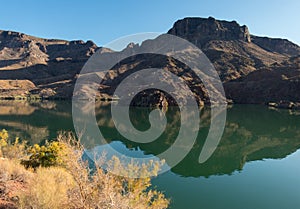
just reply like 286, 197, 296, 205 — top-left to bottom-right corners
0, 159, 32, 209
0, 159, 31, 183
18, 167, 75, 209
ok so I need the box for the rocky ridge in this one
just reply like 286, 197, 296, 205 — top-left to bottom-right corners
0, 30, 99, 98
0, 17, 299, 107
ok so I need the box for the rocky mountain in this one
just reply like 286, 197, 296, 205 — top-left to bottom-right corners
0, 30, 99, 98
96, 17, 300, 106
166, 17, 300, 105
168, 17, 299, 81
0, 17, 299, 106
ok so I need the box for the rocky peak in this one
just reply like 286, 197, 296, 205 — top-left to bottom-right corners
167, 17, 251, 47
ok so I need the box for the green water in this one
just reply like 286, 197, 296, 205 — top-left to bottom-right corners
1, 101, 300, 209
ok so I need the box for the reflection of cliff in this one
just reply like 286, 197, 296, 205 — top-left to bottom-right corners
94, 105, 300, 178
0, 121, 49, 144
0, 101, 74, 144
0, 101, 36, 115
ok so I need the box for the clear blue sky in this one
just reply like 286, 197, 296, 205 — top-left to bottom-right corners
0, 0, 299, 46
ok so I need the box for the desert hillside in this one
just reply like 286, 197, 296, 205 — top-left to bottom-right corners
0, 17, 299, 106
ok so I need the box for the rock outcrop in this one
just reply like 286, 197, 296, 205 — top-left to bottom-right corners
168, 17, 251, 46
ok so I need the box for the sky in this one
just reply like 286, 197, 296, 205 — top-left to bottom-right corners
0, 0, 299, 47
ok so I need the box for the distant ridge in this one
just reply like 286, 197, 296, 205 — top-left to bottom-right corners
0, 17, 299, 106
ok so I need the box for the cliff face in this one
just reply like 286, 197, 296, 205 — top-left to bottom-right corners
168, 17, 251, 45
0, 17, 300, 105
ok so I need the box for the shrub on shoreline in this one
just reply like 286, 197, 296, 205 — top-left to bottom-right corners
0, 130, 170, 209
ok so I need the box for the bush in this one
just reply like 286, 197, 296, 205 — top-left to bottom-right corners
0, 129, 9, 157
0, 129, 8, 143
21, 141, 66, 169
0, 129, 27, 160
0, 159, 31, 183
0, 158, 32, 208
54, 133, 170, 209
0, 132, 170, 209
18, 167, 75, 209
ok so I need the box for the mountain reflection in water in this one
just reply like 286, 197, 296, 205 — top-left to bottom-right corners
1, 101, 300, 178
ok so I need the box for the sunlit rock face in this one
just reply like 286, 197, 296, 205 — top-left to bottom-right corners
168, 17, 251, 46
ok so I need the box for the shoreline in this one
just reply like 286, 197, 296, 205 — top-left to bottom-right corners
0, 97, 300, 111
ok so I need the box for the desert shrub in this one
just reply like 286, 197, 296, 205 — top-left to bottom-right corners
18, 167, 75, 209
0, 129, 9, 157
0, 158, 31, 184
54, 133, 170, 209
89, 157, 170, 209
0, 129, 27, 159
0, 158, 32, 208
1, 132, 170, 209
21, 141, 66, 169
0, 129, 8, 142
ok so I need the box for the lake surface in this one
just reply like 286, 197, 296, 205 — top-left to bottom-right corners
0, 100, 300, 209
